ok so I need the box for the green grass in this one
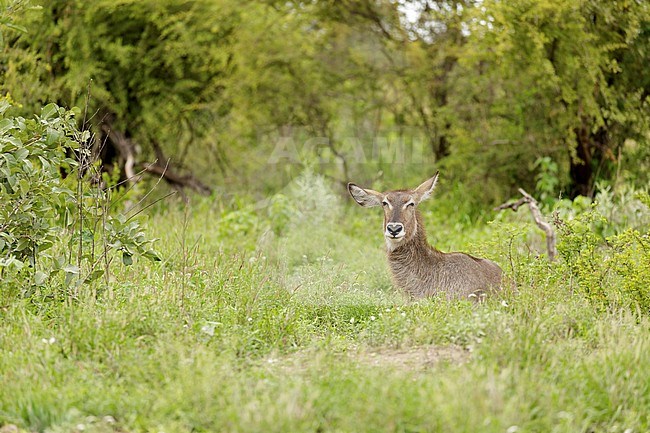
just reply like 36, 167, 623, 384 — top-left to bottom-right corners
1, 183, 649, 433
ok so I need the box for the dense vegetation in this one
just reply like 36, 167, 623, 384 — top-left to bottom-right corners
1, 1, 649, 432
2, 0, 649, 201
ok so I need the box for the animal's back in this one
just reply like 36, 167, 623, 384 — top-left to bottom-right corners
393, 250, 502, 299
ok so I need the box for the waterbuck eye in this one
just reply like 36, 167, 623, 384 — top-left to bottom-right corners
382, 201, 389, 207
406, 202, 415, 208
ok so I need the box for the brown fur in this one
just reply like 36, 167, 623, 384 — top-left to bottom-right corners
348, 173, 502, 300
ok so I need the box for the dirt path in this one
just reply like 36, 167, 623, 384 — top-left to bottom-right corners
351, 345, 469, 371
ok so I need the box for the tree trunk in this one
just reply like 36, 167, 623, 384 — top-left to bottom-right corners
569, 121, 611, 199
569, 123, 594, 198
95, 111, 211, 195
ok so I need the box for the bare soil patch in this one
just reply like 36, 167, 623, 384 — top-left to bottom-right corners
351, 345, 469, 371
263, 345, 469, 374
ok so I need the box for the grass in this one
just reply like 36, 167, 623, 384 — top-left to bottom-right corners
1, 177, 649, 433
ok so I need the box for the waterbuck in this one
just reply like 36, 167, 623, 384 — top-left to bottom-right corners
347, 172, 502, 300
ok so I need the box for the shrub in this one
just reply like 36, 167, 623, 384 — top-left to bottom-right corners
556, 202, 650, 312
0, 102, 79, 283
0, 101, 159, 298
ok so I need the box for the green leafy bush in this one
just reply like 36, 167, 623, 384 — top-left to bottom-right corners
0, 101, 79, 277
216, 206, 260, 241
533, 156, 560, 209
0, 101, 159, 297
557, 203, 650, 312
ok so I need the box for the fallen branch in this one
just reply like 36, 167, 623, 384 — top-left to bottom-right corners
148, 141, 212, 196
495, 189, 557, 262
141, 161, 211, 196
98, 114, 211, 196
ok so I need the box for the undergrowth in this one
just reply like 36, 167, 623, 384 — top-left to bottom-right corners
1, 168, 649, 432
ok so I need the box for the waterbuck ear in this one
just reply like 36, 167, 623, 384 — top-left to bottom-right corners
348, 183, 383, 208
413, 171, 439, 204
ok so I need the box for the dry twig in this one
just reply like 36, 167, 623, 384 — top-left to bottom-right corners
495, 189, 557, 261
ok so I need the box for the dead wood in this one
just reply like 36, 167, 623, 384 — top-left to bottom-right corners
495, 189, 557, 261
141, 160, 211, 196
98, 114, 211, 196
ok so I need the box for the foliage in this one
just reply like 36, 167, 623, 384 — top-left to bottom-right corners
0, 101, 79, 278
556, 197, 650, 312
0, 0, 37, 44
2, 0, 649, 205
534, 156, 561, 208
2, 0, 239, 187
2, 178, 650, 432
453, 0, 650, 198
0, 101, 159, 293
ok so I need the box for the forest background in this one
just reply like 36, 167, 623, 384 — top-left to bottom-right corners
3, 0, 649, 204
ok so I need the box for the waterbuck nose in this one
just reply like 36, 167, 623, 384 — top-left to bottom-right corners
386, 223, 403, 236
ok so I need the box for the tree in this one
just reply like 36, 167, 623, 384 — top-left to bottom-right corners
459, 0, 650, 198
2, 0, 240, 193
3, 0, 648, 206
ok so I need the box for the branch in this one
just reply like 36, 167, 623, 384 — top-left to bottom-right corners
495, 189, 557, 262
141, 161, 211, 196
494, 196, 528, 212
97, 113, 211, 196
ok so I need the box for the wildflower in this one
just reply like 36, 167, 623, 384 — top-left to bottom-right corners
200, 321, 221, 337
200, 324, 215, 337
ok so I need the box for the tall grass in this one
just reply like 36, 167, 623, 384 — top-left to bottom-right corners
1, 174, 649, 432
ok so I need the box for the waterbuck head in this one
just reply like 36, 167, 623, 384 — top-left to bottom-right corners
347, 172, 439, 250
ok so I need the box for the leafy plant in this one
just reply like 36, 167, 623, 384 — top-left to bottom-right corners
0, 101, 79, 279
556, 200, 650, 312
533, 156, 560, 208
0, 101, 159, 298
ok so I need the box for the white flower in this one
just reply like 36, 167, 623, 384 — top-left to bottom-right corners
350, 317, 355, 324
200, 321, 221, 337
200, 324, 215, 337
247, 317, 253, 322
370, 316, 376, 321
